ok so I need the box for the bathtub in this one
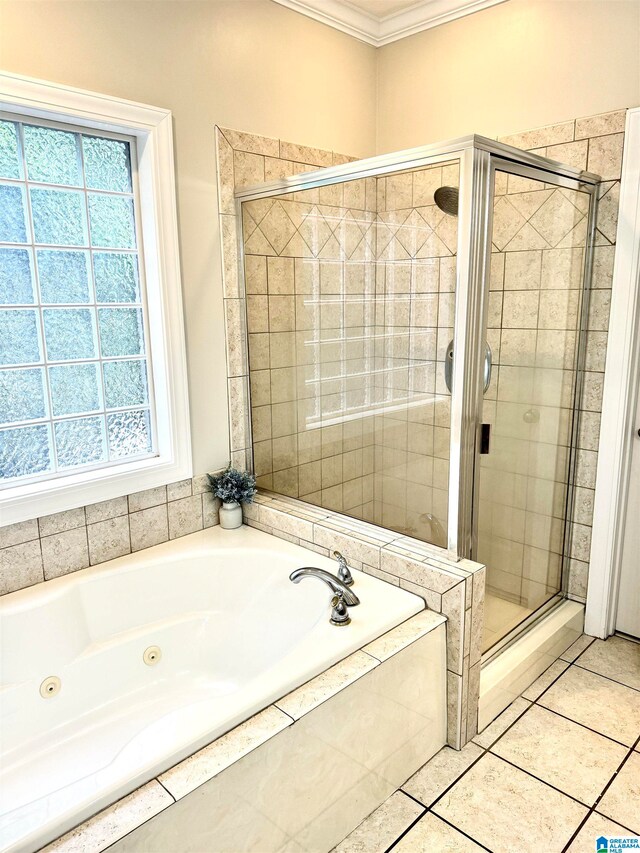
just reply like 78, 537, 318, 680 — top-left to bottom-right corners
0, 524, 425, 853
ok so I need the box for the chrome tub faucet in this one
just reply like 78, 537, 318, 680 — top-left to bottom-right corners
332, 551, 354, 587
289, 567, 360, 626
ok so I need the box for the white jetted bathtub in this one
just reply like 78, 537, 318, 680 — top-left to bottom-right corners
0, 525, 425, 852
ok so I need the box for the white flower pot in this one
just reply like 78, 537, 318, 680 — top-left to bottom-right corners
219, 501, 243, 529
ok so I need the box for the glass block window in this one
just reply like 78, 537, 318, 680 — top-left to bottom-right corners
0, 117, 155, 485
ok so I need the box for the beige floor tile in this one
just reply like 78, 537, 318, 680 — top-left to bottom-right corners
596, 752, 640, 833
539, 666, 640, 746
577, 636, 640, 691
522, 659, 570, 701
393, 813, 486, 852
332, 792, 423, 853
473, 697, 532, 749
491, 704, 627, 805
565, 812, 638, 853
560, 634, 596, 663
433, 753, 587, 853
402, 743, 483, 807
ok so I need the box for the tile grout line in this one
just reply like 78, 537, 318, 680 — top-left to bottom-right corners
530, 701, 633, 750
155, 778, 176, 803
560, 733, 640, 851
572, 661, 640, 693
400, 743, 487, 812
488, 752, 598, 811
427, 811, 495, 853
391, 638, 636, 853
526, 649, 637, 748
590, 732, 640, 815
385, 806, 495, 853
384, 804, 427, 853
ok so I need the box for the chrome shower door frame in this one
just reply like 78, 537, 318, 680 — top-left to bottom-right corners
234, 135, 600, 570
467, 153, 600, 661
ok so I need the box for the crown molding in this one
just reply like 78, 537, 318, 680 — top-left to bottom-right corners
272, 0, 508, 46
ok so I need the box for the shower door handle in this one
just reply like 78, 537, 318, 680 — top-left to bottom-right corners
480, 423, 491, 454
444, 340, 492, 394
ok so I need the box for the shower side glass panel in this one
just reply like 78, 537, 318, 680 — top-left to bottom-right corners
240, 160, 461, 549
478, 165, 594, 652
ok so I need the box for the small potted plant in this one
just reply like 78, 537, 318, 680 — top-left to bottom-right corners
207, 467, 257, 530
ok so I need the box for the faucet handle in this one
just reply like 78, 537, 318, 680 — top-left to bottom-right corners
330, 592, 351, 626
332, 551, 354, 587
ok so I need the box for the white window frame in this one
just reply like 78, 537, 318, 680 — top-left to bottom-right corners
0, 71, 191, 525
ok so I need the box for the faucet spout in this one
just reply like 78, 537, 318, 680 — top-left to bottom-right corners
289, 567, 360, 607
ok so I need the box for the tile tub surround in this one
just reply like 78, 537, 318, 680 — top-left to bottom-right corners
43, 610, 447, 853
1, 525, 427, 853
0, 474, 223, 596
335, 633, 640, 853
242, 490, 485, 749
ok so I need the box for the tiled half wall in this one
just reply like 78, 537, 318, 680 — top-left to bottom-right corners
216, 126, 484, 747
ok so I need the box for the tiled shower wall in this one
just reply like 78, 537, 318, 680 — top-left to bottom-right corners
242, 179, 379, 518
229, 111, 625, 613
488, 115, 625, 606
241, 160, 461, 546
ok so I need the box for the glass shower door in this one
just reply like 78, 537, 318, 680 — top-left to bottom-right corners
241, 158, 463, 550
477, 163, 594, 652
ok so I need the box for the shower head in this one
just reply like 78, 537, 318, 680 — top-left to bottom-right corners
434, 186, 459, 217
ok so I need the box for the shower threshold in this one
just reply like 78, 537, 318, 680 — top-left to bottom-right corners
478, 598, 584, 731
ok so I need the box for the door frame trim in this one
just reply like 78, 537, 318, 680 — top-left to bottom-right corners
586, 106, 640, 638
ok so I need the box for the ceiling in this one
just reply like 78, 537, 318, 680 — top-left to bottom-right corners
272, 0, 508, 46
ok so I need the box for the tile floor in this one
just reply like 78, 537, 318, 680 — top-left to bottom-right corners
335, 633, 640, 853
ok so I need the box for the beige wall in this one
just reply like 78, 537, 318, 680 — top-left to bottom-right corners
376, 0, 640, 152
1, 0, 638, 482
0, 0, 378, 475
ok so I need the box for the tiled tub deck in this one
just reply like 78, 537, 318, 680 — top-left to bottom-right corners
41, 609, 446, 853
243, 490, 486, 748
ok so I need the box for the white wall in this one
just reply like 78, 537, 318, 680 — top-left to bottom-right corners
0, 0, 378, 474
376, 0, 640, 151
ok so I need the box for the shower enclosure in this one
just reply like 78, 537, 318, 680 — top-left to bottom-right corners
236, 135, 599, 655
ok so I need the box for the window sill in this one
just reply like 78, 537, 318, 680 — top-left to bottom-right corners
1, 453, 192, 526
